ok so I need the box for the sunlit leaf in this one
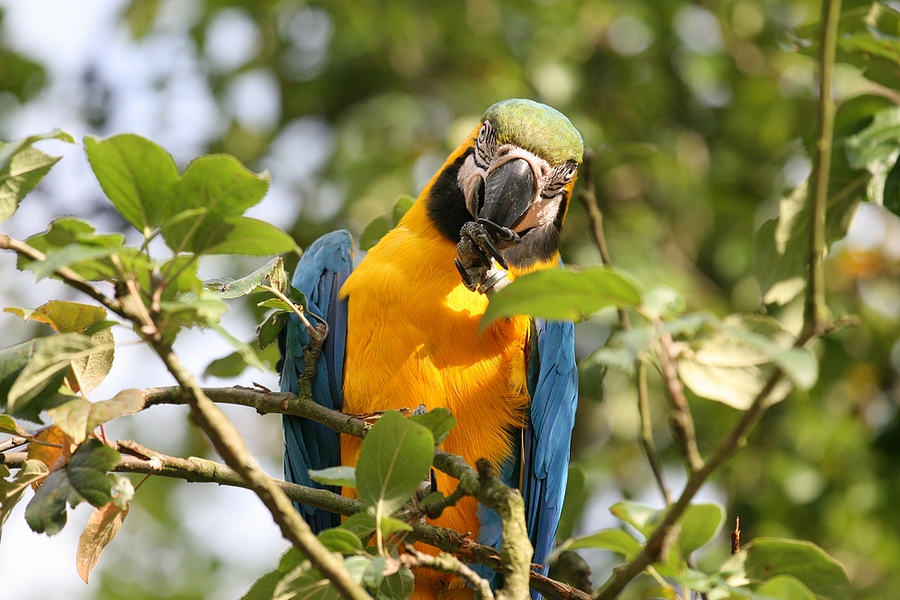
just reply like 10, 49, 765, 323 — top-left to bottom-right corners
7, 333, 95, 420
356, 410, 434, 518
340, 512, 377, 539
161, 154, 270, 255
317, 528, 363, 554
241, 547, 305, 600
756, 574, 817, 600
0, 130, 73, 223
610, 501, 659, 538
26, 425, 68, 474
745, 538, 852, 600
0, 414, 29, 437
308, 466, 357, 489
84, 133, 179, 233
407, 407, 456, 445
5, 300, 108, 334
482, 266, 642, 327
76, 501, 129, 583
207, 257, 282, 299
846, 105, 900, 215
0, 460, 49, 541
376, 566, 414, 600
568, 528, 643, 559
188, 216, 299, 256
678, 503, 725, 556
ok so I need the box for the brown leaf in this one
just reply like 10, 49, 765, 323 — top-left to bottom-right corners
76, 502, 129, 584
26, 426, 71, 489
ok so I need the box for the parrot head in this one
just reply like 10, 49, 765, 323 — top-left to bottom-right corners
426, 99, 583, 294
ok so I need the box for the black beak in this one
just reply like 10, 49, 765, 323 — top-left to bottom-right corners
478, 158, 536, 230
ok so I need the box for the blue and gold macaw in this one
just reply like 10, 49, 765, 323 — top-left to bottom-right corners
280, 99, 581, 600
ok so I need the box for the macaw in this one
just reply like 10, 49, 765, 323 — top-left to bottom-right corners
280, 98, 581, 600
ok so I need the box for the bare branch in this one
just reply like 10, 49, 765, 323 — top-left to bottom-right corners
653, 331, 703, 474
401, 545, 494, 600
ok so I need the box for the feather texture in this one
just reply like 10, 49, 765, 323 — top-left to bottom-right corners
280, 230, 352, 532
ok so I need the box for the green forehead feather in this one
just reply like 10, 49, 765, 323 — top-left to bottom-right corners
482, 98, 584, 165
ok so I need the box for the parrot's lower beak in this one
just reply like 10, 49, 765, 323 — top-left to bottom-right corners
477, 158, 536, 230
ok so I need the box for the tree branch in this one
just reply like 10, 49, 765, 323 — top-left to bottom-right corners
0, 233, 371, 600
653, 331, 703, 474
0, 233, 127, 320
401, 545, 494, 600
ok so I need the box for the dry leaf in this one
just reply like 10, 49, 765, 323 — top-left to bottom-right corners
76, 501, 129, 583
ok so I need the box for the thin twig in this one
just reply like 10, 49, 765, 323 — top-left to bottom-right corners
636, 362, 670, 503
401, 545, 494, 600
804, 0, 842, 338
653, 331, 703, 474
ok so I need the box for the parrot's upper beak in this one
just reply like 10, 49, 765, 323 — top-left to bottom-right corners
477, 158, 536, 230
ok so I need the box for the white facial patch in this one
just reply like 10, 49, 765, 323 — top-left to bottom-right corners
457, 141, 569, 232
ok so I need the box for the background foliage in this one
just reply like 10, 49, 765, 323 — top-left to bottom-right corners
1, 0, 900, 599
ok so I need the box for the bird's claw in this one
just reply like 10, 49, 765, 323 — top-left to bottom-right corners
455, 219, 520, 295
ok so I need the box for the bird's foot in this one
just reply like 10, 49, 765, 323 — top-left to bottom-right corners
455, 219, 520, 295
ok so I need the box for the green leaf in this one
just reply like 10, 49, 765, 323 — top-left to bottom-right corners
340, 512, 377, 539
1, 460, 49, 541
610, 501, 659, 537
6, 300, 109, 334
207, 257, 282, 299
24, 469, 70, 535
376, 567, 414, 600
0, 414, 30, 437
360, 215, 392, 251
241, 547, 305, 600
360, 195, 414, 251
308, 466, 358, 489
745, 538, 852, 600
482, 266, 642, 327
84, 134, 179, 233
377, 515, 413, 536
259, 311, 289, 350
80, 389, 145, 437
756, 575, 818, 600
557, 464, 587, 542
846, 105, 900, 215
66, 439, 122, 508
642, 286, 686, 320
0, 130, 73, 223
161, 154, 270, 255
407, 407, 456, 445
7, 333, 95, 420
20, 218, 136, 282
47, 396, 92, 443
317, 528, 363, 554
188, 216, 299, 256
356, 410, 434, 517
678, 503, 725, 556
676, 315, 807, 410
568, 529, 643, 560
362, 556, 386, 590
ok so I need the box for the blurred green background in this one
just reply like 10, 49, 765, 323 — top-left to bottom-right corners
1, 0, 899, 598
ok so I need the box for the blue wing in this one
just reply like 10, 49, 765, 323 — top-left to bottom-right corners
279, 230, 353, 532
477, 318, 578, 599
